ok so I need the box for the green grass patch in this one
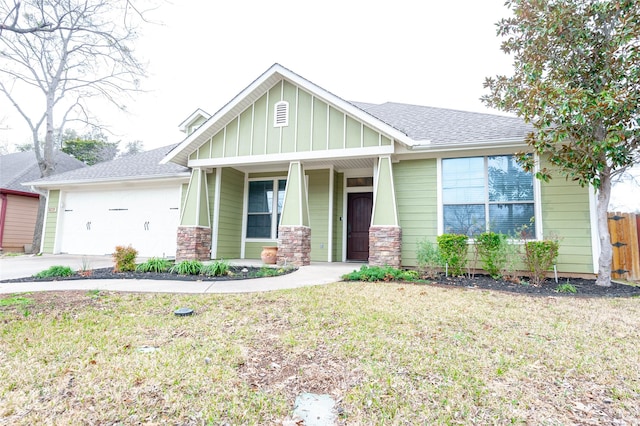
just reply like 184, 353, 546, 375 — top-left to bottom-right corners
0, 295, 32, 307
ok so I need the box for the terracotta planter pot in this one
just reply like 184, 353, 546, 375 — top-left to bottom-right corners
261, 246, 278, 265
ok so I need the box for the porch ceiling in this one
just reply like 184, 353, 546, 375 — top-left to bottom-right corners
230, 156, 375, 174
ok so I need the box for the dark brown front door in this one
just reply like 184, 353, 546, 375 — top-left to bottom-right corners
347, 192, 373, 261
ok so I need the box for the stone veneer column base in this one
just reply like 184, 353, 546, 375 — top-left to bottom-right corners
277, 226, 311, 267
176, 226, 211, 261
369, 226, 402, 268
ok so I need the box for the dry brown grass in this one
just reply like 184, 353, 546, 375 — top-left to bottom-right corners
1, 283, 639, 425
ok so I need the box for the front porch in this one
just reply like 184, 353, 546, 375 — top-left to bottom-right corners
175, 156, 402, 268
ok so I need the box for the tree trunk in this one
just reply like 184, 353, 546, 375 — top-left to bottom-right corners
31, 194, 46, 254
596, 170, 613, 287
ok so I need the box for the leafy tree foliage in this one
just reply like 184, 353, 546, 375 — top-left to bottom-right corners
120, 140, 144, 157
482, 0, 640, 286
61, 131, 119, 165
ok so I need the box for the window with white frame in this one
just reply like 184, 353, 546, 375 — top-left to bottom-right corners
442, 155, 535, 237
246, 179, 287, 238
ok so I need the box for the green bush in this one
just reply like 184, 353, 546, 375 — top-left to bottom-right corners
136, 257, 172, 273
475, 232, 508, 279
170, 259, 203, 275
415, 239, 442, 278
437, 234, 469, 277
201, 260, 230, 277
523, 240, 559, 286
33, 265, 74, 278
113, 245, 138, 272
342, 265, 419, 282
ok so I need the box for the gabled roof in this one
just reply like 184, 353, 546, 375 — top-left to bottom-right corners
352, 102, 532, 145
161, 63, 415, 166
178, 108, 211, 133
24, 144, 190, 188
0, 150, 85, 195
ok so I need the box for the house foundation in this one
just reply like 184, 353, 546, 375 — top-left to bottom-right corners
277, 225, 311, 267
176, 226, 211, 261
369, 226, 402, 268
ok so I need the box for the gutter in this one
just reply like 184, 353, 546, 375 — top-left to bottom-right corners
406, 137, 526, 151
22, 172, 191, 190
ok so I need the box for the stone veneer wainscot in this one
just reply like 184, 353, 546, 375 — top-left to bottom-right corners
176, 226, 211, 261
369, 226, 402, 268
277, 226, 311, 267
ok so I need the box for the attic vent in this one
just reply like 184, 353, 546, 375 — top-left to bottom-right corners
274, 101, 289, 127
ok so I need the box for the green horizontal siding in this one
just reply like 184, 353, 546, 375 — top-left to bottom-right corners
42, 190, 60, 253
394, 159, 438, 267
540, 166, 593, 274
216, 168, 244, 259
307, 170, 330, 262
333, 172, 344, 261
245, 241, 266, 260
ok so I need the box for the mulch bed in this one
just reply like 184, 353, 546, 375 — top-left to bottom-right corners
425, 274, 640, 298
0, 266, 292, 284
2, 267, 639, 298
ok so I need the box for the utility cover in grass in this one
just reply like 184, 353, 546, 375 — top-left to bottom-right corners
292, 393, 336, 426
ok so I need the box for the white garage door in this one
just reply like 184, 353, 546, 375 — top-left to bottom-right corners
57, 186, 181, 258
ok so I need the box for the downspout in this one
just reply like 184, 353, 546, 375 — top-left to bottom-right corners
0, 193, 7, 250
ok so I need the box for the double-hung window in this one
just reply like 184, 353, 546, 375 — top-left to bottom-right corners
246, 179, 286, 239
442, 155, 535, 237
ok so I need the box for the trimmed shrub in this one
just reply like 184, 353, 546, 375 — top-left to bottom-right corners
342, 265, 419, 282
113, 245, 138, 272
437, 234, 469, 276
523, 240, 559, 285
475, 232, 508, 279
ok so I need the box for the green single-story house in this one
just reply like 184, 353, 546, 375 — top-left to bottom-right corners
32, 63, 598, 275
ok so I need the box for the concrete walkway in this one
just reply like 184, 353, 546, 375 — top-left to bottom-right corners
0, 254, 358, 295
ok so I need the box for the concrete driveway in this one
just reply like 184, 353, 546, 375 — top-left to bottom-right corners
0, 254, 117, 280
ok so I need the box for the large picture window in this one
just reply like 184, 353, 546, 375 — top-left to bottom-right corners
246, 179, 286, 239
442, 155, 535, 237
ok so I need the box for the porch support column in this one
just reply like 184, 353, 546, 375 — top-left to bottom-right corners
278, 161, 311, 266
176, 167, 211, 261
369, 155, 402, 268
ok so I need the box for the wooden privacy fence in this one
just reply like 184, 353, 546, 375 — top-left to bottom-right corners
608, 212, 640, 281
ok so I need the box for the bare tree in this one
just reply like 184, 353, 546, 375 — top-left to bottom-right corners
0, 0, 151, 251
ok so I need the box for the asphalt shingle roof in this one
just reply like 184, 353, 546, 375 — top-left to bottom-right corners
351, 101, 533, 144
26, 144, 189, 185
0, 150, 86, 194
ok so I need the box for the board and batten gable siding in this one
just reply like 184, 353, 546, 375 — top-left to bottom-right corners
539, 167, 594, 274
394, 159, 439, 267
1, 194, 39, 251
188, 80, 392, 162
42, 190, 61, 253
215, 168, 244, 259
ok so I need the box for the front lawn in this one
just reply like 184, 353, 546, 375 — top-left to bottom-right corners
1, 283, 638, 424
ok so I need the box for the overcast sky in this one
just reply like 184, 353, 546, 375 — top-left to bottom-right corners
1, 0, 637, 211
1, 0, 515, 151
